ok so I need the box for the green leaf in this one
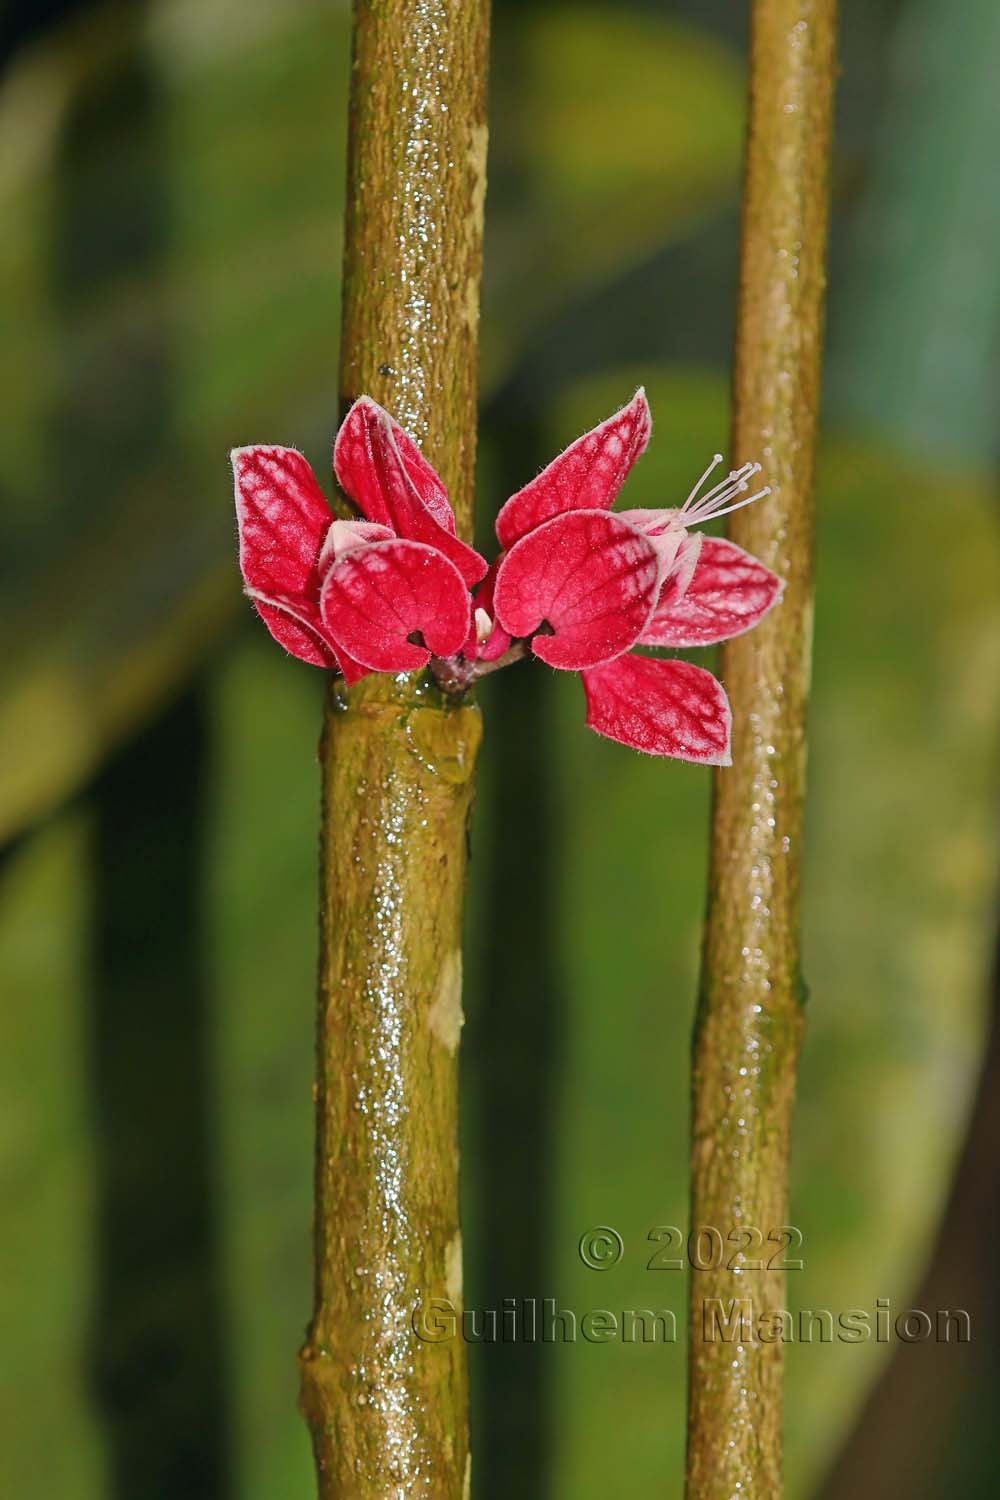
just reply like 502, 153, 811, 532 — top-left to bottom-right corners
0, 815, 105, 1500
829, 0, 1000, 459
483, 9, 743, 383
0, 1, 350, 844
478, 367, 1000, 1497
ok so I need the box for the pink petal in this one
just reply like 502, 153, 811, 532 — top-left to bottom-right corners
617, 507, 692, 576
318, 518, 396, 572
247, 588, 370, 681
641, 536, 784, 648
333, 397, 486, 585
233, 444, 332, 600
319, 539, 472, 674
494, 389, 652, 550
336, 652, 374, 686
582, 655, 732, 764
334, 396, 455, 531
492, 509, 662, 671
233, 445, 344, 665
625, 524, 704, 610
249, 596, 340, 669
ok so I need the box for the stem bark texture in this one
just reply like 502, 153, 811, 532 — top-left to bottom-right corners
685, 4, 837, 1496
299, 3, 490, 1495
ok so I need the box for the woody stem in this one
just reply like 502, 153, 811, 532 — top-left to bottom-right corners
298, 2, 491, 1495
685, 2, 838, 1496
430, 640, 530, 697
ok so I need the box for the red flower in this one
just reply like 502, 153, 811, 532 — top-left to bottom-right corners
232, 397, 486, 681
231, 390, 782, 765
491, 391, 784, 764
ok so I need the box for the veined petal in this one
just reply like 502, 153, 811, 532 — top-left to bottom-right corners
493, 509, 662, 671
233, 445, 342, 665
319, 539, 472, 674
582, 655, 732, 764
495, 388, 652, 549
641, 536, 784, 648
248, 594, 339, 669
334, 395, 454, 530
233, 444, 332, 600
246, 589, 369, 681
333, 397, 486, 585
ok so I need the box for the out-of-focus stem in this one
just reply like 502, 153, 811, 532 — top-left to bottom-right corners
685, 4, 837, 1497
298, 3, 490, 1496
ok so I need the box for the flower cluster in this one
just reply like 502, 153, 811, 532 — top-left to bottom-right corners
232, 391, 783, 764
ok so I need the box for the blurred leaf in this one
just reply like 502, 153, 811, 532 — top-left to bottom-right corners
0, 814, 105, 1500
0, 0, 350, 845
829, 0, 1000, 459
466, 367, 1000, 1498
205, 639, 323, 1500
483, 8, 743, 383
0, 504, 233, 844
789, 432, 1000, 1493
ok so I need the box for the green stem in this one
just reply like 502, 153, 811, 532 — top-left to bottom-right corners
685, 4, 837, 1496
298, 3, 491, 1495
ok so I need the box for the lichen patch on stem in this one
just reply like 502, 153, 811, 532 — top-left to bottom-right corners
429, 951, 464, 1054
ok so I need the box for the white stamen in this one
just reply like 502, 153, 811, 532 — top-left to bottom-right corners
475, 607, 493, 643
695, 461, 761, 509
680, 452, 772, 527
693, 485, 772, 522
682, 453, 724, 512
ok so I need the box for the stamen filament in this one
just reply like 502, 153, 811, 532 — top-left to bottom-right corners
682, 453, 724, 513
696, 461, 760, 506
680, 450, 771, 527
688, 485, 772, 524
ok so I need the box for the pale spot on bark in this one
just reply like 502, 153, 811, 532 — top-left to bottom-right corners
429, 950, 464, 1051
446, 1231, 463, 1305
463, 1452, 472, 1500
800, 594, 815, 693
462, 123, 487, 333
462, 274, 480, 331
466, 123, 489, 235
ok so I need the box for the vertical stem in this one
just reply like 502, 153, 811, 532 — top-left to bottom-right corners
685, 4, 837, 1497
338, 0, 490, 518
299, 3, 491, 1497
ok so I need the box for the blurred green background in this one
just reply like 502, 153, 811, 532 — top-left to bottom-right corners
2, 0, 1000, 1495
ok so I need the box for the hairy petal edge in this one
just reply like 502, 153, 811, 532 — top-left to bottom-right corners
582, 655, 732, 764
493, 509, 662, 671
333, 397, 486, 585
495, 389, 652, 549
320, 539, 472, 674
641, 536, 784, 648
